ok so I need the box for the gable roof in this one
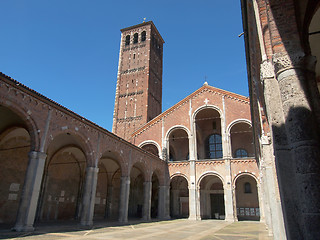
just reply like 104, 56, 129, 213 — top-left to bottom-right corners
131, 84, 250, 137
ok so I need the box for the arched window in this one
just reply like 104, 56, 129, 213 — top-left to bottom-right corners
125, 35, 130, 46
235, 148, 248, 158
206, 134, 223, 159
141, 31, 146, 41
244, 182, 252, 193
133, 33, 138, 44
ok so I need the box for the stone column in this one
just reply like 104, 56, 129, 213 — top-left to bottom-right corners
14, 151, 47, 232
118, 176, 130, 223
171, 189, 179, 217
158, 185, 170, 219
221, 96, 230, 159
80, 167, 99, 226
196, 187, 201, 219
188, 160, 198, 220
105, 184, 113, 219
142, 181, 152, 221
224, 159, 235, 222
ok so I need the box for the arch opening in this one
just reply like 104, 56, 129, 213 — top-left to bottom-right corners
38, 133, 87, 223
95, 151, 122, 220
170, 176, 189, 218
128, 164, 144, 219
141, 143, 159, 157
0, 105, 31, 227
195, 108, 222, 160
168, 128, 189, 161
199, 175, 225, 219
235, 175, 260, 221
230, 122, 254, 158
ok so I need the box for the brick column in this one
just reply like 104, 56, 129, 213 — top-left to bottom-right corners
80, 167, 99, 226
14, 151, 46, 231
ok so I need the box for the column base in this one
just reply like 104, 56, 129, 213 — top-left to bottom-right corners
80, 220, 93, 226
188, 215, 199, 220
13, 224, 34, 232
224, 217, 235, 222
158, 215, 171, 220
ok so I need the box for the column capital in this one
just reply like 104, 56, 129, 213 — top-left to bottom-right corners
28, 151, 47, 161
272, 52, 316, 77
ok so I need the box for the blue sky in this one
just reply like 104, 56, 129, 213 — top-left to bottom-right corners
0, 0, 248, 131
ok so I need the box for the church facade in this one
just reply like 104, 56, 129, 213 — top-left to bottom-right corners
0, 21, 260, 233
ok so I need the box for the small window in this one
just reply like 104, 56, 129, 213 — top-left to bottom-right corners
244, 182, 252, 193
133, 33, 138, 44
125, 35, 130, 46
141, 31, 146, 41
235, 149, 248, 158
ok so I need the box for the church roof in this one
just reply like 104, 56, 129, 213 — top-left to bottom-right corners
131, 84, 250, 137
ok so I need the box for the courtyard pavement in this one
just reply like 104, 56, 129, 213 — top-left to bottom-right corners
0, 219, 272, 240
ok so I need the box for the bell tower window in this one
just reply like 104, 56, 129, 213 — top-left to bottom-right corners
141, 31, 146, 41
133, 33, 138, 44
125, 35, 130, 46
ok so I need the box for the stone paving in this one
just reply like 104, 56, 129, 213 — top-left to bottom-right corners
0, 219, 272, 240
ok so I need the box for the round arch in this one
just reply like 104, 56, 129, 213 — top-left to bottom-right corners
232, 172, 259, 186
139, 140, 161, 158
151, 168, 165, 186
170, 173, 189, 182
192, 105, 222, 122
100, 149, 127, 177
0, 103, 39, 151
197, 171, 224, 189
166, 126, 190, 161
226, 119, 252, 136
165, 125, 191, 141
44, 129, 95, 166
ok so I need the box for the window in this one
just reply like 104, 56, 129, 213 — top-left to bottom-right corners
125, 35, 130, 46
244, 182, 252, 193
133, 33, 138, 44
235, 148, 248, 158
141, 31, 146, 41
206, 134, 223, 159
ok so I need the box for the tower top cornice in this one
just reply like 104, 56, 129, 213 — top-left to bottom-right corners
120, 21, 165, 43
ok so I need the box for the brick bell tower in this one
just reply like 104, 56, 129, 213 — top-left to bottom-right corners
112, 21, 164, 140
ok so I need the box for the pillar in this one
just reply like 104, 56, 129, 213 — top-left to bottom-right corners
105, 184, 113, 219
142, 181, 152, 221
158, 185, 170, 219
80, 167, 99, 226
171, 189, 179, 217
188, 160, 198, 220
14, 151, 46, 231
221, 95, 231, 158
224, 159, 235, 222
118, 176, 130, 222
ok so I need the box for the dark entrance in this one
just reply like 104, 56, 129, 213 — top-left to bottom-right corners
210, 194, 225, 219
